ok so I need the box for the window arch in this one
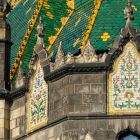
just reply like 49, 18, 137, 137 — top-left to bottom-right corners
121, 134, 140, 140
117, 129, 140, 140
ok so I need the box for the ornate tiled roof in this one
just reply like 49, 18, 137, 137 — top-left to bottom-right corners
7, 0, 39, 79
89, 0, 140, 51
50, 0, 95, 60
7, 0, 140, 80
8, 0, 72, 79
21, 0, 71, 73
8, 0, 22, 8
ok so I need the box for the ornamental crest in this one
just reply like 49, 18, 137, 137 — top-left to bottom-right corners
109, 42, 140, 114
27, 60, 48, 131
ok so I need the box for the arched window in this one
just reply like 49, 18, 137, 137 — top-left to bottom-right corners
117, 129, 140, 140
121, 134, 140, 140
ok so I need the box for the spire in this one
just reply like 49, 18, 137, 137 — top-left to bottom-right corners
124, 0, 134, 28
0, 0, 11, 18
37, 16, 44, 38
54, 41, 65, 69
0, 0, 3, 14
0, 0, 12, 91
120, 0, 137, 39
34, 16, 50, 76
36, 16, 45, 46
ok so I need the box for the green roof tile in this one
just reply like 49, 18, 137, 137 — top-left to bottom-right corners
7, 0, 38, 69
7, 0, 140, 78
21, 0, 69, 72
50, 0, 94, 60
89, 0, 140, 51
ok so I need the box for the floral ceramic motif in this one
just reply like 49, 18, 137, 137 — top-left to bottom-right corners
28, 60, 48, 131
109, 43, 140, 113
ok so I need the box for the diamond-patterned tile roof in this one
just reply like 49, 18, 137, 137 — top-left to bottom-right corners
7, 0, 38, 69
7, 0, 140, 79
89, 0, 140, 51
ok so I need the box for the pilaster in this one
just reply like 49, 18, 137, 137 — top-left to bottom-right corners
0, 100, 10, 140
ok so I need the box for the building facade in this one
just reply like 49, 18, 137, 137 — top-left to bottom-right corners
0, 0, 140, 140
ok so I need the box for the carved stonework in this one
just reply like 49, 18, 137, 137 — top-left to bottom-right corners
54, 41, 65, 69
121, 0, 137, 39
0, 0, 10, 16
60, 131, 78, 140
81, 40, 98, 63
36, 16, 45, 46
29, 53, 38, 75
34, 16, 50, 76
15, 61, 25, 89
99, 52, 107, 62
76, 40, 107, 63
84, 133, 93, 140
50, 40, 108, 71
65, 52, 74, 64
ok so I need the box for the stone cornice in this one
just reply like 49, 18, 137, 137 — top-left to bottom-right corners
45, 63, 108, 81
45, 36, 135, 82
10, 85, 27, 99
0, 85, 27, 100
0, 88, 10, 99
0, 38, 129, 99
0, 39, 12, 44
45, 47, 122, 82
14, 114, 140, 140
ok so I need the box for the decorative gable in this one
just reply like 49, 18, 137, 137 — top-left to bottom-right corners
27, 60, 48, 132
109, 42, 140, 114
81, 40, 97, 63
54, 41, 65, 69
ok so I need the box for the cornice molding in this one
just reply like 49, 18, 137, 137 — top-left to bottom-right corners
0, 37, 130, 99
45, 35, 135, 82
45, 63, 107, 81
0, 85, 27, 101
14, 114, 140, 140
10, 85, 27, 99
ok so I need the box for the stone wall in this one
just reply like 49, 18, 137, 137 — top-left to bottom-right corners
0, 43, 5, 89
10, 96, 26, 139
21, 118, 140, 140
49, 73, 106, 122
0, 100, 10, 140
8, 73, 140, 140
